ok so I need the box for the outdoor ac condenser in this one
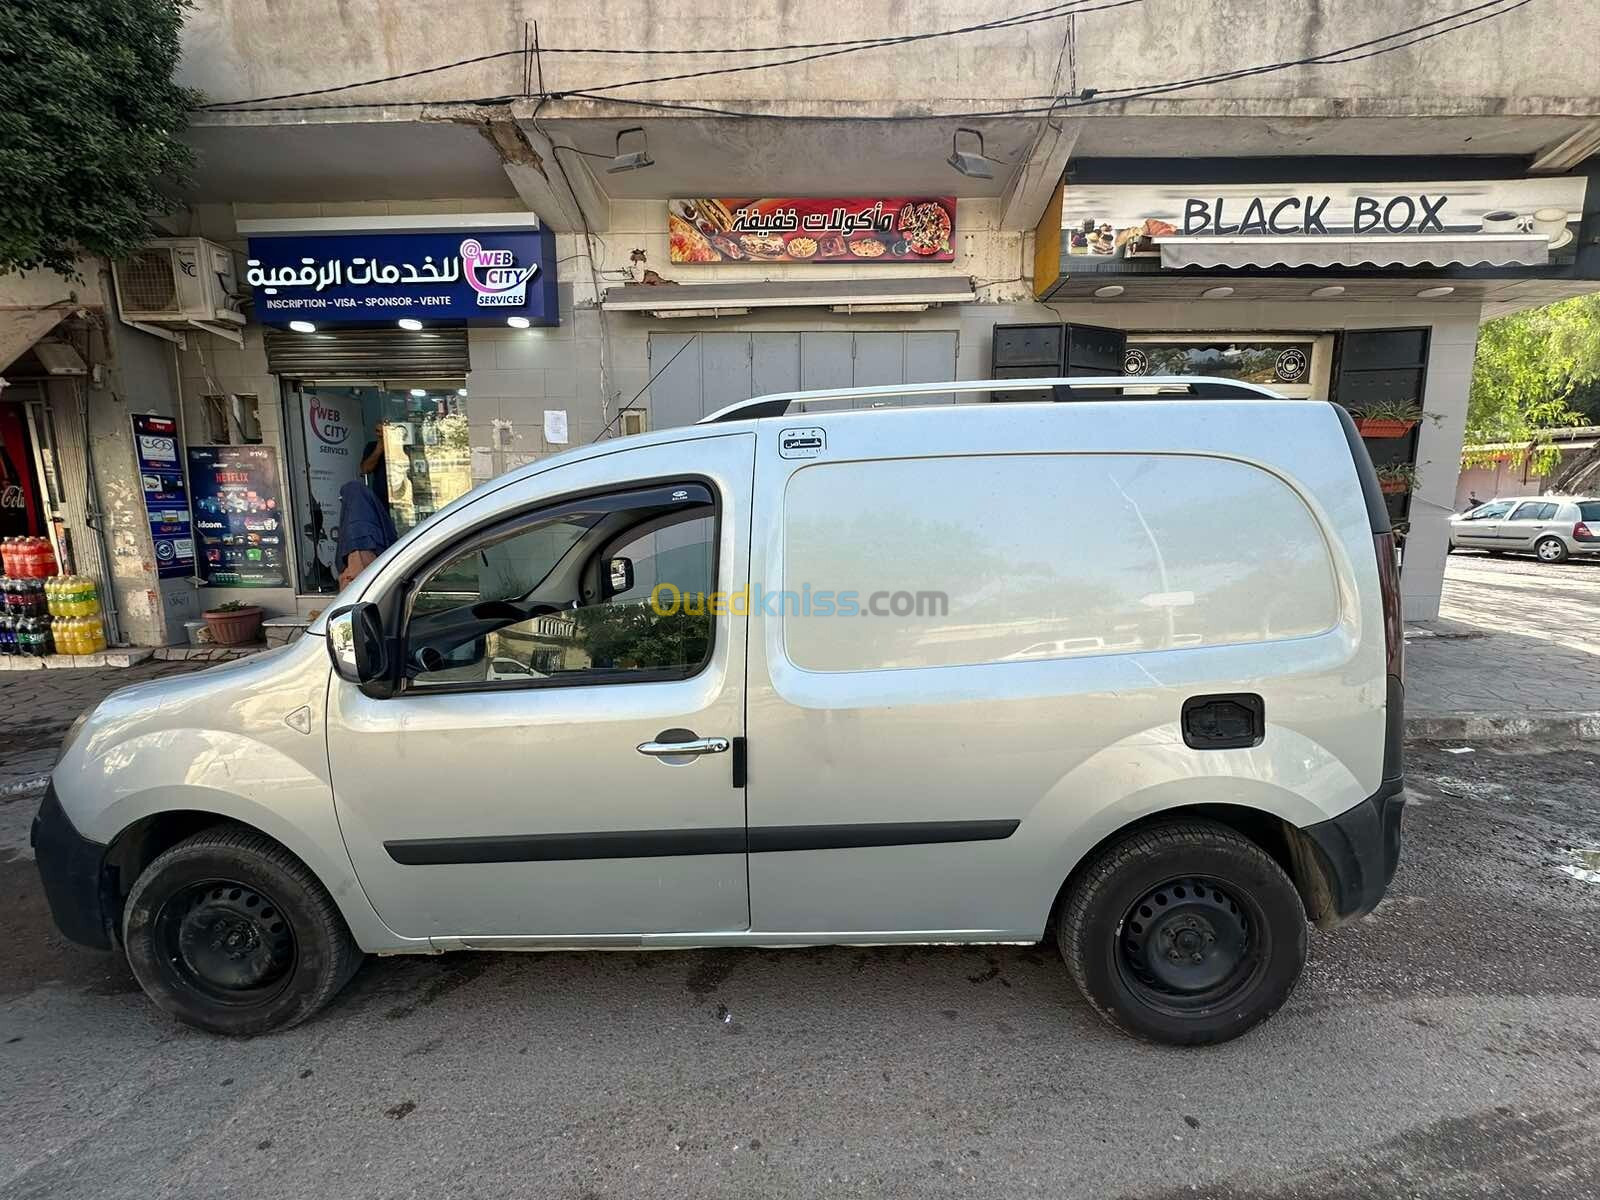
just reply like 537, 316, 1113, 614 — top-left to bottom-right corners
112, 238, 245, 327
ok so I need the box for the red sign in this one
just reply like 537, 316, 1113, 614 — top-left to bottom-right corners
669, 197, 956, 264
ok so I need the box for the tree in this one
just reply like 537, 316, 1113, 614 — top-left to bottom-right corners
1465, 295, 1600, 472
0, 1, 198, 277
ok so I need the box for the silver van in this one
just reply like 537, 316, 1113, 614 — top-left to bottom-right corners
34, 378, 1405, 1045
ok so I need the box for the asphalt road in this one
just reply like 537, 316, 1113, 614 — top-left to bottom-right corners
4, 734, 1600, 1200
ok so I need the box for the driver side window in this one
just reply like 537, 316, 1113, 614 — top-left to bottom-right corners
404, 485, 718, 690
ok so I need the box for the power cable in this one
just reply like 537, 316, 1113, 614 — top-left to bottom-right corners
591, 334, 700, 443
195, 0, 1119, 110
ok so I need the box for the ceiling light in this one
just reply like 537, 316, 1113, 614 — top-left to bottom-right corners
409, 388, 427, 398
1093, 285, 1125, 298
288, 319, 317, 333
397, 318, 423, 331
947, 127, 995, 180
456, 387, 468, 397
506, 315, 531, 329
1310, 285, 1346, 298
606, 126, 654, 174
1200, 286, 1235, 299
1416, 286, 1456, 298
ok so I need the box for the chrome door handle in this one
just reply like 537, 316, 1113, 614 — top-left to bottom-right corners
636, 736, 730, 758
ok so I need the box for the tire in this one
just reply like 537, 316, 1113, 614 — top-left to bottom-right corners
123, 826, 363, 1036
1058, 820, 1307, 1046
1535, 536, 1569, 564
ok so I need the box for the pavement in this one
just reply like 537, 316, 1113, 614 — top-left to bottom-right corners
2, 557, 1600, 1196
1406, 552, 1600, 740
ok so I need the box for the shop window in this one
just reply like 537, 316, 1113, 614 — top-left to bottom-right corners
404, 487, 717, 691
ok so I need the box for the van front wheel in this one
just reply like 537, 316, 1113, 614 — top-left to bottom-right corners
123, 826, 362, 1036
1058, 821, 1307, 1046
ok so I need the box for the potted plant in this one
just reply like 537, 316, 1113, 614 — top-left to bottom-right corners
1351, 399, 1425, 438
1375, 462, 1418, 495
202, 600, 265, 646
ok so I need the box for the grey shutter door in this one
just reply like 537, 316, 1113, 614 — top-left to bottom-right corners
752, 333, 801, 399
700, 333, 753, 415
851, 333, 905, 406
647, 333, 704, 429
263, 325, 469, 377
904, 332, 957, 404
799, 332, 854, 411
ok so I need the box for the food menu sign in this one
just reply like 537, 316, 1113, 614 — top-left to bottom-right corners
669, 197, 956, 264
131, 414, 196, 579
187, 445, 289, 588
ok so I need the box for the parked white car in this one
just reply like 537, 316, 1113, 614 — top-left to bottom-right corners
1449, 496, 1600, 562
35, 378, 1404, 1046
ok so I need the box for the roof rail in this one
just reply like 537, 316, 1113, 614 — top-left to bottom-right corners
698, 376, 1287, 424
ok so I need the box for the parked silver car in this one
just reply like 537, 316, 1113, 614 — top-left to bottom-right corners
35, 378, 1404, 1046
1449, 496, 1600, 562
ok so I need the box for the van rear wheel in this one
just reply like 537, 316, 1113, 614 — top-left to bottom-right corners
1058, 821, 1307, 1046
123, 826, 363, 1036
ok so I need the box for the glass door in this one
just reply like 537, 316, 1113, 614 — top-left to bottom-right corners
282, 378, 470, 594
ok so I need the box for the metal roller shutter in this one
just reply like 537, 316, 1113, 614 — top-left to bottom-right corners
263, 325, 469, 377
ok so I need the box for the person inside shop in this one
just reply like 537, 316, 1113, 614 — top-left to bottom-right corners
334, 476, 398, 589
359, 421, 392, 518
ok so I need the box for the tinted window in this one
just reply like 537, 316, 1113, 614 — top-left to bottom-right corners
781, 454, 1338, 672
1509, 502, 1554, 520
406, 495, 716, 689
1466, 501, 1512, 520
1579, 502, 1600, 521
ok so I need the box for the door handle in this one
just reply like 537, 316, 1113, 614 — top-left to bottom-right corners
636, 736, 731, 758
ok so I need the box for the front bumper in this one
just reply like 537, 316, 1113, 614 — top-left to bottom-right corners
30, 784, 115, 950
1298, 776, 1405, 924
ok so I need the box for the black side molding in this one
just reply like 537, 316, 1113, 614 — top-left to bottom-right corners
30, 785, 115, 950
385, 819, 1021, 865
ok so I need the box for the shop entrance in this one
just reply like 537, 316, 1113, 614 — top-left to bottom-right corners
1, 388, 69, 560
281, 379, 469, 594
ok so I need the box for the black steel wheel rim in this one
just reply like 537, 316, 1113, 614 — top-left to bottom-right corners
1115, 876, 1265, 1015
153, 879, 297, 1006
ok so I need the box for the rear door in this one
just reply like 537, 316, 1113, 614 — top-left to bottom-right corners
1503, 500, 1557, 549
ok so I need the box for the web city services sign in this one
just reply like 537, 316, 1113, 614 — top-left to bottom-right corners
245, 228, 560, 326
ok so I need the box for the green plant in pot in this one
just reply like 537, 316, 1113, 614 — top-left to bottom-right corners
1374, 462, 1418, 494
201, 600, 265, 645
1350, 399, 1428, 438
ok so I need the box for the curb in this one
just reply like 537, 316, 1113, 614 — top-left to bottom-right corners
1406, 711, 1600, 742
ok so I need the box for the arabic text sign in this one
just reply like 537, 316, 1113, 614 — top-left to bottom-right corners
669, 198, 956, 264
131, 414, 195, 579
245, 229, 559, 325
187, 445, 289, 588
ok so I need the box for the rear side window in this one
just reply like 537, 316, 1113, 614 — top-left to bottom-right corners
1509, 501, 1556, 520
1579, 502, 1600, 521
781, 454, 1339, 672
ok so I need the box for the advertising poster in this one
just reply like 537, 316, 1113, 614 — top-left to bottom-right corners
669, 197, 956, 264
299, 390, 362, 591
130, 414, 195, 578
187, 445, 289, 587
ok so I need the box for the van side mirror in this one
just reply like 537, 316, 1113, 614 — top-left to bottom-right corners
327, 603, 388, 687
604, 556, 635, 598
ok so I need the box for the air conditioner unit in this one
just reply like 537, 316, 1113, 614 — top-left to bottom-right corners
113, 238, 245, 327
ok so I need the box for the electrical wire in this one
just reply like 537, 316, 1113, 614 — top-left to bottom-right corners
195, 0, 1120, 111
591, 334, 700, 444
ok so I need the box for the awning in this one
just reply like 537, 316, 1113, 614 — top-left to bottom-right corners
602, 275, 977, 317
1155, 233, 1551, 271
0, 307, 71, 374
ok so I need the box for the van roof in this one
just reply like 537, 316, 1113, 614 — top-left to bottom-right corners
699, 376, 1286, 423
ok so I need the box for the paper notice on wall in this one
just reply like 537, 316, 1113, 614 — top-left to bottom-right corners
543, 410, 569, 445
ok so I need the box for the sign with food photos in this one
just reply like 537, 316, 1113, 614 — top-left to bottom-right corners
669, 198, 956, 264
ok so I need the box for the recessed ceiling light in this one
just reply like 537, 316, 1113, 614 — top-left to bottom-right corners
1416, 286, 1456, 298
1310, 285, 1346, 298
397, 318, 423, 331
409, 388, 427, 398
288, 320, 316, 333
1200, 286, 1235, 299
506, 316, 532, 329
456, 387, 468, 397
1093, 285, 1125, 298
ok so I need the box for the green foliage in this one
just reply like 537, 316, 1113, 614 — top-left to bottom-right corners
1351, 398, 1424, 422
1467, 296, 1600, 472
1374, 462, 1417, 489
569, 601, 710, 672
0, 0, 200, 276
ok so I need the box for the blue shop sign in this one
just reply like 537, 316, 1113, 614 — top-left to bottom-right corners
245, 228, 559, 326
